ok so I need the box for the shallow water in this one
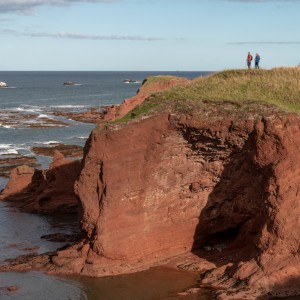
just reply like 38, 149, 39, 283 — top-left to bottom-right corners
0, 271, 86, 300
0, 267, 212, 300
0, 202, 79, 263
0, 201, 211, 299
78, 267, 212, 300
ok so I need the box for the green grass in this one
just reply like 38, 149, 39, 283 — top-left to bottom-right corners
116, 68, 300, 123
113, 99, 159, 123
137, 75, 188, 94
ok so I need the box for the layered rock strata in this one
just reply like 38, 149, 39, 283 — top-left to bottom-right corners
21, 110, 297, 298
2, 107, 300, 298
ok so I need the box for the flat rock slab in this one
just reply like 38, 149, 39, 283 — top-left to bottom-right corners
32, 144, 83, 158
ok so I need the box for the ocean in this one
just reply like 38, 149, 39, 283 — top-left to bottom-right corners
0, 71, 212, 300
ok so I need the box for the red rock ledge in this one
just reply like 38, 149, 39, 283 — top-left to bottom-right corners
2, 109, 300, 299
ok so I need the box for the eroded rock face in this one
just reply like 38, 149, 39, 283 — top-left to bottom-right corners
49, 111, 300, 297
0, 151, 80, 214
201, 113, 300, 298
61, 113, 254, 277
3, 110, 300, 298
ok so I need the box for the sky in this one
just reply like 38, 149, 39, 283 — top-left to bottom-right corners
0, 0, 300, 71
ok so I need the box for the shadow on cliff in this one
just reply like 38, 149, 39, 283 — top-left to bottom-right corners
1, 160, 81, 215
262, 277, 300, 299
181, 127, 274, 267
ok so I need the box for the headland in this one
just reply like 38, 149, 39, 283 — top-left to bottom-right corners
2, 68, 300, 299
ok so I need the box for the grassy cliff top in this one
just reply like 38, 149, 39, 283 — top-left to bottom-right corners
118, 68, 300, 122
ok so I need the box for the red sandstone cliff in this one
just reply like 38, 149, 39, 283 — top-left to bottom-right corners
2, 101, 300, 298
27, 109, 299, 298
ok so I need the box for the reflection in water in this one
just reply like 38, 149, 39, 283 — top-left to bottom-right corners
0, 263, 212, 300
0, 202, 78, 262
77, 267, 212, 300
0, 267, 212, 300
0, 272, 87, 300
0, 202, 213, 300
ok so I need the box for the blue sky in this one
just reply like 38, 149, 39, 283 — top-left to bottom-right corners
0, 0, 300, 71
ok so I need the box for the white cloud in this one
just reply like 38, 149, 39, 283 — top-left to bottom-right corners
229, 41, 300, 44
0, 28, 164, 41
2, 0, 299, 15
223, 0, 300, 2
0, 0, 116, 14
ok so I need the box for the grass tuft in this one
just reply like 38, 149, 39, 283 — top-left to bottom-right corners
116, 68, 300, 123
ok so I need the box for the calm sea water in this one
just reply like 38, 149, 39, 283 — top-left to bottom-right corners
0, 71, 212, 300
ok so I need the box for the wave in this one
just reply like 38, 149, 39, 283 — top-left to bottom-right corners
51, 105, 87, 109
14, 107, 42, 113
0, 144, 19, 155
0, 123, 15, 129
0, 143, 29, 150
0, 149, 19, 155
34, 141, 60, 145
124, 81, 142, 84
37, 114, 55, 119
0, 144, 13, 149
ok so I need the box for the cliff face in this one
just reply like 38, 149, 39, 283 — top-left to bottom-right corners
190, 112, 300, 297
77, 114, 200, 268
75, 112, 252, 270
2, 97, 300, 297
49, 109, 300, 297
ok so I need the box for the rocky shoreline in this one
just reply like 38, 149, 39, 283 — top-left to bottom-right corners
32, 144, 83, 158
1, 73, 300, 299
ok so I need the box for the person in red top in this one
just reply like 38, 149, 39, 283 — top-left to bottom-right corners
247, 52, 253, 69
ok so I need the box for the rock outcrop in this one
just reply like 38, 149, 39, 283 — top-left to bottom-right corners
102, 76, 189, 121
12, 108, 292, 298
0, 156, 40, 178
0, 151, 80, 214
0, 165, 40, 197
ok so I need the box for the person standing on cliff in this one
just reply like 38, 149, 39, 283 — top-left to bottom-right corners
255, 53, 261, 69
247, 52, 253, 69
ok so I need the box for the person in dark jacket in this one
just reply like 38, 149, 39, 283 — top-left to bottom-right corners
255, 53, 261, 69
247, 52, 253, 69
